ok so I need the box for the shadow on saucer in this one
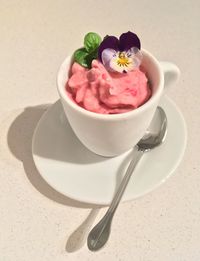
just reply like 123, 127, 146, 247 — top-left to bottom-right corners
7, 103, 100, 208
32, 101, 108, 164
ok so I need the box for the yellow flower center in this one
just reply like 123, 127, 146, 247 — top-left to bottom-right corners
117, 52, 130, 67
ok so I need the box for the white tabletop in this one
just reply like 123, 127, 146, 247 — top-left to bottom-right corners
0, 1, 199, 260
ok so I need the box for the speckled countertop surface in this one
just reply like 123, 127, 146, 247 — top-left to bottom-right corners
0, 1, 200, 260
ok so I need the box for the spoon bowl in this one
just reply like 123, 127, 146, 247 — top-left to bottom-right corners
138, 107, 167, 151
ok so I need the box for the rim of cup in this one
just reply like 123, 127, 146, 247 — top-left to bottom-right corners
57, 49, 164, 121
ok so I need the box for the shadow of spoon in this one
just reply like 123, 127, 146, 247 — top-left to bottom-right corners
66, 208, 100, 252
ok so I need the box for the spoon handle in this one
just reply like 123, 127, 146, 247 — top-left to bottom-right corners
109, 149, 143, 213
87, 149, 143, 251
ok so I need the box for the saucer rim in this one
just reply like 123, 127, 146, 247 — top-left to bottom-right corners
32, 95, 187, 206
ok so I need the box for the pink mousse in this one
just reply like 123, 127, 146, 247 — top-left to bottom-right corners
66, 60, 151, 114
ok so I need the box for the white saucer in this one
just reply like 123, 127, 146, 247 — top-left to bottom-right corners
32, 96, 187, 205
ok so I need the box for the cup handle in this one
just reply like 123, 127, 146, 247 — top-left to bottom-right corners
160, 62, 180, 89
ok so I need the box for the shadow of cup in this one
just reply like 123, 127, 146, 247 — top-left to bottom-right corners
6, 102, 137, 252
7, 103, 98, 208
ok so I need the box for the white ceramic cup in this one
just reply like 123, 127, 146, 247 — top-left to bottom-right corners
57, 49, 180, 157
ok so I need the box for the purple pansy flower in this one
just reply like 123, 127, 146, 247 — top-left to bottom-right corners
98, 31, 142, 73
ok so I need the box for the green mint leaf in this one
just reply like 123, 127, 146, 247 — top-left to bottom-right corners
84, 32, 102, 53
91, 49, 98, 59
74, 48, 89, 68
85, 54, 94, 68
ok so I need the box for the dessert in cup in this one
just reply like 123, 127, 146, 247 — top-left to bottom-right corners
57, 31, 179, 157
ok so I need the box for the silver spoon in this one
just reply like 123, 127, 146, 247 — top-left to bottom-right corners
87, 106, 167, 251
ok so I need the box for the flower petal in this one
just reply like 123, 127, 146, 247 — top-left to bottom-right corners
101, 48, 117, 70
109, 56, 130, 73
119, 31, 141, 51
98, 36, 119, 62
109, 48, 142, 73
127, 47, 143, 68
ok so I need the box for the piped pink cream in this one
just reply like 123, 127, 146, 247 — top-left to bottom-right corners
66, 60, 151, 114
